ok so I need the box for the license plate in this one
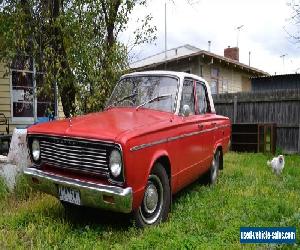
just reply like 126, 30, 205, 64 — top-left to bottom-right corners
58, 186, 81, 205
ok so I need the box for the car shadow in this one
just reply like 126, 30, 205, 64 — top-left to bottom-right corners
61, 205, 133, 230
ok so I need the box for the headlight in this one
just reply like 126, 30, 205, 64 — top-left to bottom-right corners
109, 150, 122, 178
32, 139, 40, 162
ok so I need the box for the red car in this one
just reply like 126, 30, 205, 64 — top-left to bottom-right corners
24, 71, 231, 228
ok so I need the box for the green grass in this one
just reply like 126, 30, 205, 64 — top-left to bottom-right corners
0, 153, 299, 249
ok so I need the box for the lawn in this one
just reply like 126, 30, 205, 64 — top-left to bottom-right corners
0, 153, 299, 249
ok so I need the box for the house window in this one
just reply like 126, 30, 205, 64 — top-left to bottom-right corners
222, 79, 229, 93
211, 67, 219, 78
210, 67, 219, 94
10, 57, 55, 122
199, 65, 203, 77
11, 71, 34, 118
210, 79, 218, 95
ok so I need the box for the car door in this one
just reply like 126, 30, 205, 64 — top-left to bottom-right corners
195, 81, 216, 171
177, 78, 207, 188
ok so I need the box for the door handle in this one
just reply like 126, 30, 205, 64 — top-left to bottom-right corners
198, 124, 204, 130
211, 122, 217, 126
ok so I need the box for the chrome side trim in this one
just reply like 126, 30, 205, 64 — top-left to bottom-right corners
218, 124, 231, 129
130, 127, 218, 152
130, 138, 168, 152
24, 167, 132, 213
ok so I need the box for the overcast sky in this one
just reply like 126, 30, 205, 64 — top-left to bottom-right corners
123, 0, 300, 75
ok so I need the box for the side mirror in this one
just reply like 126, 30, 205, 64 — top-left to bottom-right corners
182, 105, 190, 117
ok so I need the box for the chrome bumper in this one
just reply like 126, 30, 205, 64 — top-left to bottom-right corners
24, 167, 133, 213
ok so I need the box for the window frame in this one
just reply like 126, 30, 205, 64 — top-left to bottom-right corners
210, 67, 219, 94
10, 61, 56, 123
10, 67, 36, 123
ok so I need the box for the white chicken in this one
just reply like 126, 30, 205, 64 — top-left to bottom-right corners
267, 155, 285, 175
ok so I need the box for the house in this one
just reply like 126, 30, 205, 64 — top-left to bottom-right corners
131, 44, 269, 94
251, 74, 300, 92
0, 61, 64, 134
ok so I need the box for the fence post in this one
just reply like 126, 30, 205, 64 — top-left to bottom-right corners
233, 95, 238, 124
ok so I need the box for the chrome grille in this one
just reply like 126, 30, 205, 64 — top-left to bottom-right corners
38, 137, 113, 177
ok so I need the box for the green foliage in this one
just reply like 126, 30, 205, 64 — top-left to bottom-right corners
0, 153, 299, 248
13, 174, 34, 201
276, 146, 283, 155
0, 0, 156, 116
0, 176, 9, 202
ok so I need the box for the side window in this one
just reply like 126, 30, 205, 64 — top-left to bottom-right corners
179, 79, 195, 115
196, 82, 208, 114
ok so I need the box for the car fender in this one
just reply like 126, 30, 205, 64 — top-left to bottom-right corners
147, 149, 171, 179
129, 148, 171, 210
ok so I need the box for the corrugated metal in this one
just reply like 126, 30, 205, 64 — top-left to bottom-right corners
251, 74, 300, 92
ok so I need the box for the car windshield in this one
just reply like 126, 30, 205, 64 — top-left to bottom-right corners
106, 75, 179, 113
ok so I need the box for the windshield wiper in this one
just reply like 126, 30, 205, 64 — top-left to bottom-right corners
136, 94, 172, 110
106, 93, 137, 109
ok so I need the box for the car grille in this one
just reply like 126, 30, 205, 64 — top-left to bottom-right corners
38, 136, 115, 178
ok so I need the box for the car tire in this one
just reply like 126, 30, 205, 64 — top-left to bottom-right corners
133, 162, 171, 228
209, 150, 220, 185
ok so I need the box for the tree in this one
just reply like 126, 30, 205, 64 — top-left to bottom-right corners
287, 0, 300, 43
0, 0, 156, 117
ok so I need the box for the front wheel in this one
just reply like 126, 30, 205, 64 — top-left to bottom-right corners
133, 163, 171, 228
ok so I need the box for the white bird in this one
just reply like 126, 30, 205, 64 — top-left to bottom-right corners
267, 155, 285, 175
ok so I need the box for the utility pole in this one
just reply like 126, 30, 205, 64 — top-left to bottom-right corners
236, 25, 244, 47
248, 51, 251, 66
208, 41, 211, 52
164, 1, 167, 61
280, 54, 287, 74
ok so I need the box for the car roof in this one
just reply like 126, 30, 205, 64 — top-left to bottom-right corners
122, 70, 207, 83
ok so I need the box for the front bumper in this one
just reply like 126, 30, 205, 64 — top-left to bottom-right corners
24, 167, 133, 213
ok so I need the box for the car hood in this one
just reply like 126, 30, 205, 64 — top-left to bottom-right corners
27, 108, 172, 141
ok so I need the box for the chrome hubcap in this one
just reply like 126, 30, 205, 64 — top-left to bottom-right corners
139, 174, 164, 224
143, 184, 158, 213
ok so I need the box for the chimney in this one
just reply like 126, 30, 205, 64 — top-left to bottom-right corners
208, 41, 211, 52
224, 46, 239, 61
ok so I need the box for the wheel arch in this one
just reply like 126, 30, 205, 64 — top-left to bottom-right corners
148, 151, 172, 187
155, 155, 171, 180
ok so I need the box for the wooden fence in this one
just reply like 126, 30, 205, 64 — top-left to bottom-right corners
213, 89, 300, 154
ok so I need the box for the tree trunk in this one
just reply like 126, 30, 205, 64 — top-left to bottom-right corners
50, 0, 76, 118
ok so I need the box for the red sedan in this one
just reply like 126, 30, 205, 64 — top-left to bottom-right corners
24, 71, 231, 228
